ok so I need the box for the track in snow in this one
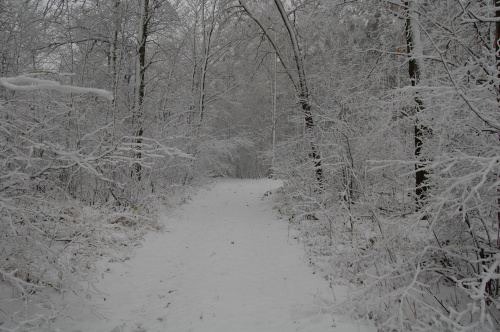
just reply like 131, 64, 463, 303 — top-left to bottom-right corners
52, 179, 374, 332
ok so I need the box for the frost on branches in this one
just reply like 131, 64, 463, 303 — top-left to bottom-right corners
0, 75, 186, 330
273, 1, 500, 331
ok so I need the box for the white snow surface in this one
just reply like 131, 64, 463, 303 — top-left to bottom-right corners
52, 178, 375, 332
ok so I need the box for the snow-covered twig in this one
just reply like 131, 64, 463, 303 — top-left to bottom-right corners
0, 76, 113, 100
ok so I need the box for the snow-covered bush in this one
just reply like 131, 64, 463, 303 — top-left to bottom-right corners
273, 1, 500, 330
0, 76, 179, 330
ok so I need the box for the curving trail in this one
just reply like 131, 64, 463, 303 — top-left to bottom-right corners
53, 179, 374, 332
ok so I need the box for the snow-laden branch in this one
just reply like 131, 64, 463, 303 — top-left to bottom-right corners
120, 136, 194, 160
237, 0, 299, 92
0, 267, 43, 296
0, 76, 114, 101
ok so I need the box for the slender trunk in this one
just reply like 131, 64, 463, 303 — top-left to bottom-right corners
198, 0, 208, 127
110, 0, 122, 125
271, 40, 277, 170
302, 100, 323, 187
495, 0, 500, 250
239, 0, 323, 187
183, 0, 217, 185
273, 0, 322, 187
188, 7, 199, 126
405, 0, 427, 208
134, 0, 149, 181
110, 0, 120, 87
198, 0, 216, 127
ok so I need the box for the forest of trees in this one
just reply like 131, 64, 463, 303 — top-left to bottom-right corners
1, 0, 500, 331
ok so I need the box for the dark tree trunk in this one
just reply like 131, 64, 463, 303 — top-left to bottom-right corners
273, 0, 323, 188
134, 0, 149, 181
302, 97, 323, 187
405, 1, 428, 208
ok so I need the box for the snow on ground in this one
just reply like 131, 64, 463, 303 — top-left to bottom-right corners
51, 178, 375, 332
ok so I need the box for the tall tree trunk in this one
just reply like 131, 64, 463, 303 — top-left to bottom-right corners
273, 0, 323, 188
134, 0, 149, 181
238, 0, 323, 188
405, 0, 427, 208
495, 0, 500, 250
271, 37, 277, 170
110, 0, 121, 92
197, 0, 216, 128
188, 4, 199, 126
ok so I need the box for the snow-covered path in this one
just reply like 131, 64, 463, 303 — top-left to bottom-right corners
53, 179, 373, 332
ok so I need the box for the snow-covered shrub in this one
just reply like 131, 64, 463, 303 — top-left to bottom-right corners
275, 122, 500, 331
277, 160, 500, 331
0, 76, 180, 330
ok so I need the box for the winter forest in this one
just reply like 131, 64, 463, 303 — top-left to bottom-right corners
1, 0, 500, 331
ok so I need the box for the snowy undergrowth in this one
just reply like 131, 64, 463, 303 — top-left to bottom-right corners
0, 76, 195, 331
275, 177, 500, 332
0, 162, 203, 331
0, 192, 171, 331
